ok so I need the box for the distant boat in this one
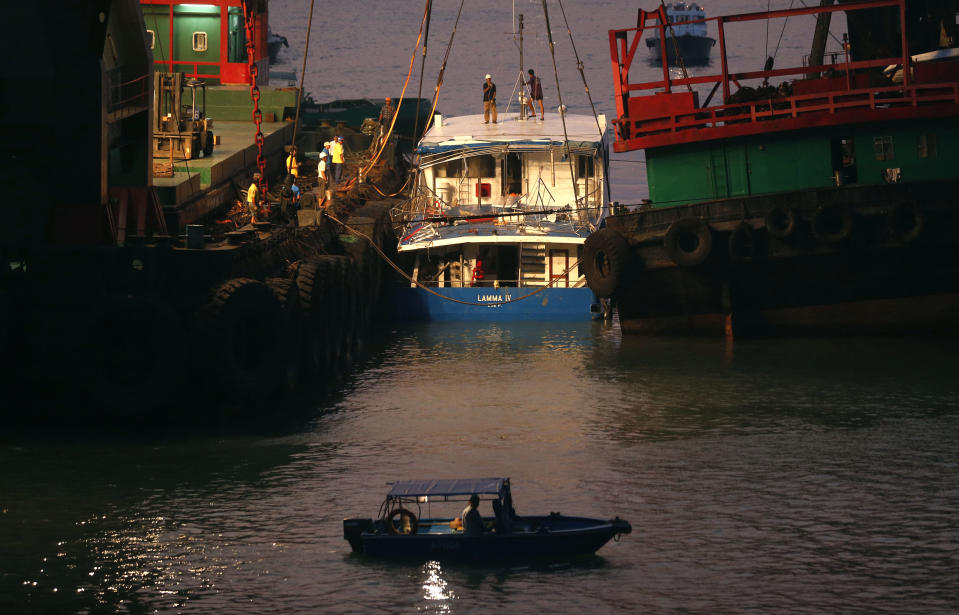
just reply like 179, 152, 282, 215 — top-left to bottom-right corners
644, 2, 715, 66
343, 478, 632, 560
268, 29, 288, 64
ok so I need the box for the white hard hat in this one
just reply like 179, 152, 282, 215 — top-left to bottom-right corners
320, 151, 328, 158
485, 74, 491, 79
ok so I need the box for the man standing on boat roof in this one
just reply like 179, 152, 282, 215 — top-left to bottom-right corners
483, 74, 497, 124
526, 69, 544, 120
462, 494, 484, 536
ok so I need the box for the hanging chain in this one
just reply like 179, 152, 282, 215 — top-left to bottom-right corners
242, 1, 267, 198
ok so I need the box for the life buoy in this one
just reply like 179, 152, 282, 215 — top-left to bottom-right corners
765, 205, 796, 239
583, 228, 630, 298
887, 202, 925, 244
811, 203, 853, 244
664, 217, 713, 267
386, 508, 419, 535
728, 222, 757, 262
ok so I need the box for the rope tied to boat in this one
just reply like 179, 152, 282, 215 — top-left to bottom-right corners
326, 211, 584, 308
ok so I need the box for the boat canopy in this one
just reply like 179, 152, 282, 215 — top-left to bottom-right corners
387, 478, 508, 498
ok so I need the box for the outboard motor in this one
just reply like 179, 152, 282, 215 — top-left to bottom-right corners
343, 518, 374, 552
609, 516, 632, 535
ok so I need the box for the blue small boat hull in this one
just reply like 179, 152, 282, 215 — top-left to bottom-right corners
353, 516, 630, 561
388, 286, 601, 321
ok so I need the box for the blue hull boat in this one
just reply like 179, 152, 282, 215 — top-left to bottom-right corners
388, 286, 601, 321
344, 478, 631, 561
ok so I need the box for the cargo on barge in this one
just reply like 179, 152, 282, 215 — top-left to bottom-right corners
587, 0, 959, 336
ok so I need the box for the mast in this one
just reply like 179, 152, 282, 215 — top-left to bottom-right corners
519, 13, 527, 120
808, 0, 836, 78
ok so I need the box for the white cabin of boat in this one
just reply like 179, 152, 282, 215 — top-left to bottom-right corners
395, 112, 609, 290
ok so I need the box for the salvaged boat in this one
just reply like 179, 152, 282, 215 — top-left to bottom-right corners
588, 0, 959, 336
644, 2, 715, 66
343, 478, 632, 560
389, 112, 611, 321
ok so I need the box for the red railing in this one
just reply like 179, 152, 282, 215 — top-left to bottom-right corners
108, 70, 151, 113
152, 60, 221, 81
605, 0, 959, 151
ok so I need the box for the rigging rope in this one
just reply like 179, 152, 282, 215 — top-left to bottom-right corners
659, 0, 693, 93
290, 0, 316, 150
413, 0, 433, 145
541, 0, 580, 208
555, 0, 611, 202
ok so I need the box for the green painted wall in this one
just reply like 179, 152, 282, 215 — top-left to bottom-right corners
854, 119, 959, 185
143, 6, 220, 80
645, 118, 959, 207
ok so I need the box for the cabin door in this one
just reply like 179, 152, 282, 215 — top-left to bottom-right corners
548, 249, 570, 288
504, 153, 523, 196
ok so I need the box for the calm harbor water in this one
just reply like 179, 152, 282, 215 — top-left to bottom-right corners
2, 1, 958, 613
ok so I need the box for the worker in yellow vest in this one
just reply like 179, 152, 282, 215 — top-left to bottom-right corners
331, 136, 345, 186
247, 173, 261, 220
286, 146, 299, 178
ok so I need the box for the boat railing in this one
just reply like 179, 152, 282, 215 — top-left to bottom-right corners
607, 0, 959, 150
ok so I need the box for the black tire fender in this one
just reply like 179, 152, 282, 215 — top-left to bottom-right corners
266, 277, 303, 394
728, 222, 757, 262
664, 217, 713, 267
811, 203, 853, 244
583, 228, 630, 298
888, 202, 925, 244
198, 278, 283, 401
765, 205, 796, 239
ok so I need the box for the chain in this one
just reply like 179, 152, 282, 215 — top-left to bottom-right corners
242, 1, 267, 199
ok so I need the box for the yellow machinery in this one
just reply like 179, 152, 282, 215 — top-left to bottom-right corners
152, 72, 215, 160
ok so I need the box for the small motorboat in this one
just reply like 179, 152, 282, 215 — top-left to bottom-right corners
343, 478, 632, 560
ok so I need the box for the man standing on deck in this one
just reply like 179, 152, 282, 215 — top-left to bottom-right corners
526, 69, 545, 120
331, 136, 345, 186
483, 74, 497, 124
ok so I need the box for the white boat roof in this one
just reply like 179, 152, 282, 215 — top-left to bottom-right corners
419, 112, 607, 152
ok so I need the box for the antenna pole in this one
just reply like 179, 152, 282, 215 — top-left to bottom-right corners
519, 14, 527, 120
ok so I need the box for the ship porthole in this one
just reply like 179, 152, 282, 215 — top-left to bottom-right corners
664, 217, 713, 267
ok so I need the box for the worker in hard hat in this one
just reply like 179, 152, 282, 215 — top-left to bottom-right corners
286, 146, 299, 178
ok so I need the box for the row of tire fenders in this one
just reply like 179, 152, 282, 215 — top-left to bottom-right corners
583, 201, 927, 298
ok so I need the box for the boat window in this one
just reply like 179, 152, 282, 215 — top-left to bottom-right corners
434, 159, 463, 178
918, 133, 937, 158
466, 155, 496, 178
504, 153, 522, 195
576, 155, 594, 178
146, 30, 155, 50
228, 9, 246, 63
192, 32, 208, 53
873, 136, 894, 161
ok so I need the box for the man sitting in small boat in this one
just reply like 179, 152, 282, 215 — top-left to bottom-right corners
462, 494, 483, 536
